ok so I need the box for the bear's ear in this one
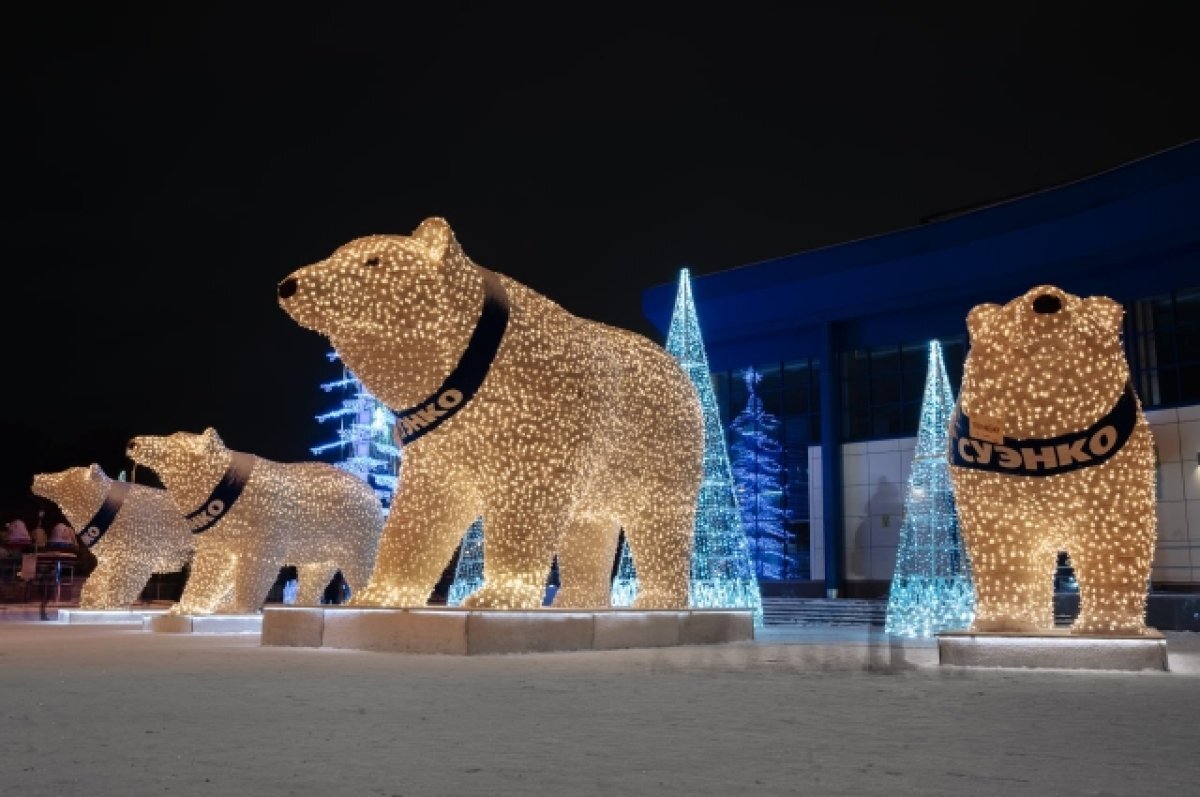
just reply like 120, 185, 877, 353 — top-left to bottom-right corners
1083, 295, 1124, 336
202, 427, 224, 448
87, 463, 104, 481
965, 303, 1000, 344
411, 216, 465, 265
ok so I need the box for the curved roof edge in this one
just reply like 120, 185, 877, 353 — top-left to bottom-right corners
643, 138, 1200, 341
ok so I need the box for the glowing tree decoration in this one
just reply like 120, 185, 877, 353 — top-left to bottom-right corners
613, 268, 762, 624
446, 518, 485, 606
949, 285, 1157, 635
31, 463, 196, 609
884, 340, 975, 637
126, 428, 385, 614
729, 368, 795, 580
279, 217, 703, 610
312, 350, 401, 513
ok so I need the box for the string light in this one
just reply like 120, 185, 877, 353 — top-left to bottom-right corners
885, 340, 975, 637
278, 217, 704, 610
31, 464, 195, 609
949, 285, 1157, 635
125, 428, 384, 614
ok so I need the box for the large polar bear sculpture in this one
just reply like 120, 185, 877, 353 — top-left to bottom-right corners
31, 463, 195, 609
948, 285, 1157, 635
277, 216, 704, 610
126, 428, 385, 614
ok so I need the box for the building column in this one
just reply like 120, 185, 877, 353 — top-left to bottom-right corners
820, 321, 845, 598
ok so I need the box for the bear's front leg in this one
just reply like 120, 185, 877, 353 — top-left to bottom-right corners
1070, 540, 1156, 635
172, 547, 237, 615
957, 496, 1056, 632
460, 484, 566, 610
352, 462, 479, 608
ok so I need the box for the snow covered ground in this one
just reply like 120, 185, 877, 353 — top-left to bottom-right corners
1, 616, 1197, 796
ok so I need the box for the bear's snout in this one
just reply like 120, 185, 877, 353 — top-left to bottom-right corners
125, 439, 139, 456
1032, 293, 1062, 314
278, 277, 298, 300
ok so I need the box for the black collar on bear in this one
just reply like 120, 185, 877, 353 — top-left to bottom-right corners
185, 452, 256, 534
950, 382, 1139, 477
78, 481, 132, 548
391, 267, 510, 447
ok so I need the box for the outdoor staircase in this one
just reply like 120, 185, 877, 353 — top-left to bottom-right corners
761, 596, 887, 627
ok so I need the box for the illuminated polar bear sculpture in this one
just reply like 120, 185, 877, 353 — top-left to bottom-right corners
126, 428, 385, 615
948, 285, 1157, 635
277, 217, 704, 610
31, 464, 196, 609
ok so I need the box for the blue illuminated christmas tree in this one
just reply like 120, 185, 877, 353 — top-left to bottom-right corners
612, 268, 762, 626
312, 350, 401, 513
447, 518, 485, 606
884, 339, 975, 637
729, 368, 795, 579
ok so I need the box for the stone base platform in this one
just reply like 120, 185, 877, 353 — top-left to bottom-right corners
144, 613, 263, 634
261, 606, 755, 655
937, 629, 1169, 671
58, 608, 168, 625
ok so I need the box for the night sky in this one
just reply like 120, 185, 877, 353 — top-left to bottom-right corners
5, 3, 1200, 524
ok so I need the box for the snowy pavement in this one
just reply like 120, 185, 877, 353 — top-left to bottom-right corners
1, 618, 1197, 796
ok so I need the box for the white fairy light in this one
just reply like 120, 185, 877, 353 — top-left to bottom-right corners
949, 285, 1157, 635
125, 427, 384, 615
278, 217, 704, 610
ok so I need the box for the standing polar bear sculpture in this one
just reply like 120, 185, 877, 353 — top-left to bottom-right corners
126, 428, 385, 614
948, 285, 1157, 635
31, 463, 195, 609
277, 216, 704, 610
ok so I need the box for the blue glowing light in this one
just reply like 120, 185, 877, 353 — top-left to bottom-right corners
312, 350, 400, 514
612, 268, 763, 626
884, 340, 975, 638
729, 367, 796, 580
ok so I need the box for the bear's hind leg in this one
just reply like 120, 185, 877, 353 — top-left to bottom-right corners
294, 562, 339, 606
353, 480, 478, 608
624, 504, 694, 610
461, 489, 564, 610
552, 515, 621, 609
226, 554, 284, 614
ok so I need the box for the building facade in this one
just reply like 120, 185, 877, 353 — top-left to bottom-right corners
642, 139, 1200, 599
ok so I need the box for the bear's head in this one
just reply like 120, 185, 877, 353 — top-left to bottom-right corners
126, 427, 230, 489
31, 464, 111, 519
959, 284, 1129, 438
276, 217, 485, 410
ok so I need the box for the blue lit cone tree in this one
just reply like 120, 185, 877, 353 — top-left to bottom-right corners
612, 268, 762, 626
884, 340, 975, 637
728, 367, 795, 580
312, 350, 401, 514
447, 518, 485, 606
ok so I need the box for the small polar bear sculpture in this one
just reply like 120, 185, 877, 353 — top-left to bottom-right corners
277, 216, 704, 610
948, 284, 1157, 635
31, 463, 195, 609
125, 427, 384, 615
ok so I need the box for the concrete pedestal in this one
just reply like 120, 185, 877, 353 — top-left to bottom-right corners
262, 607, 755, 655
937, 629, 1169, 671
58, 608, 167, 625
144, 613, 263, 634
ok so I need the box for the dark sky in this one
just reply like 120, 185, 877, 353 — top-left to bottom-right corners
5, 2, 1200, 521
